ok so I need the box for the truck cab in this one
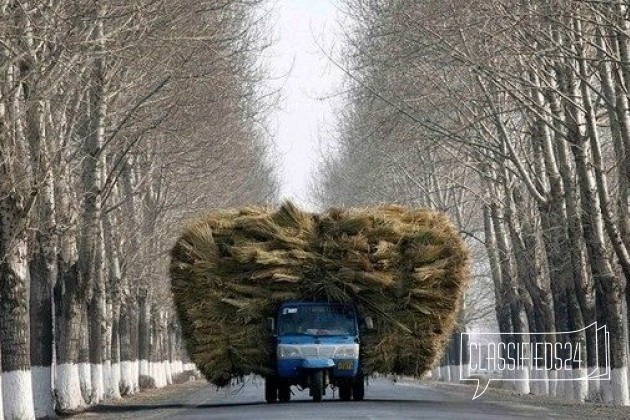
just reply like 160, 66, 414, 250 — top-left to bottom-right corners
265, 301, 372, 403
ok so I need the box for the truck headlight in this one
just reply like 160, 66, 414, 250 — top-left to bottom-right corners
334, 344, 359, 359
278, 345, 302, 359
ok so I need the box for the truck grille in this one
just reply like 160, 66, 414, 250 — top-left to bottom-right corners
301, 345, 336, 358
302, 346, 318, 357
319, 346, 335, 357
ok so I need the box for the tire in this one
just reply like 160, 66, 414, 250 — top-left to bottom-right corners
278, 381, 291, 402
339, 383, 352, 401
311, 370, 324, 402
265, 376, 278, 403
352, 374, 365, 401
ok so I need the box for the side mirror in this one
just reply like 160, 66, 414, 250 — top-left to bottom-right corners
364, 316, 374, 331
266, 317, 276, 333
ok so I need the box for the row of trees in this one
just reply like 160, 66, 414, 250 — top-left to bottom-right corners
315, 0, 630, 405
0, 0, 277, 418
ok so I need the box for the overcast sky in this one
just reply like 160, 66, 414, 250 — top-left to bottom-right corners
267, 0, 342, 210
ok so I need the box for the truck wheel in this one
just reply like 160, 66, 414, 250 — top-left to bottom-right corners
265, 376, 278, 403
278, 381, 291, 402
352, 374, 365, 401
311, 371, 324, 402
339, 383, 352, 401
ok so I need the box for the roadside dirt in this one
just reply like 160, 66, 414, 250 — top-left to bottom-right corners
424, 379, 630, 419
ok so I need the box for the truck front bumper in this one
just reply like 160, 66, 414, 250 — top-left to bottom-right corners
278, 358, 359, 379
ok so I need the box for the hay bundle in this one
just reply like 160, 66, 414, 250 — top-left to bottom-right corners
170, 202, 469, 386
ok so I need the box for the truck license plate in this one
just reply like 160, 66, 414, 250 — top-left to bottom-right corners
337, 361, 353, 370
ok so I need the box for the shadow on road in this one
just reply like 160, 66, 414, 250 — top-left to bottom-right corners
82, 397, 475, 414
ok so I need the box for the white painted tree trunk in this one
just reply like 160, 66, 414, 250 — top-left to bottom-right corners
173, 360, 183, 376
529, 369, 539, 394
103, 361, 111, 398
120, 361, 136, 395
432, 366, 441, 381
502, 369, 514, 391
90, 363, 104, 404
573, 368, 587, 401
548, 370, 557, 396
612, 368, 629, 406
564, 369, 575, 399
31, 366, 55, 418
148, 362, 156, 387
107, 361, 121, 400
133, 360, 140, 391
449, 365, 458, 383
79, 362, 92, 403
567, 368, 576, 399
140, 359, 149, 377
555, 369, 565, 398
601, 374, 614, 403
157, 362, 167, 388
165, 361, 173, 385
162, 361, 169, 387
539, 370, 549, 395
0, 237, 36, 420
55, 363, 84, 411
439, 365, 450, 382
152, 362, 158, 387
462, 363, 470, 380
588, 375, 600, 402
2, 371, 35, 420
102, 360, 119, 400
513, 368, 530, 394
0, 372, 4, 420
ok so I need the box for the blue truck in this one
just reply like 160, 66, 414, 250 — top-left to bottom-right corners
265, 301, 373, 403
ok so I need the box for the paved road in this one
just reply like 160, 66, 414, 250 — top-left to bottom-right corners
81, 378, 572, 419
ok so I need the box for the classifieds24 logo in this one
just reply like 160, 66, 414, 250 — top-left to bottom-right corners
461, 323, 610, 399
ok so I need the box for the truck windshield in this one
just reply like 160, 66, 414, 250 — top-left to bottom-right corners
278, 304, 356, 336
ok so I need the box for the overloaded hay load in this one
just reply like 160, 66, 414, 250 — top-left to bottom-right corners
170, 202, 469, 387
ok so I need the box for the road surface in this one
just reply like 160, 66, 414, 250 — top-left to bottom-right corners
76, 377, 591, 419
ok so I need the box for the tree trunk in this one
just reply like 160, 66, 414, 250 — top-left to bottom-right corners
88, 224, 107, 403
578, 37, 630, 284
0, 237, 36, 420
482, 203, 514, 357
138, 291, 151, 381
28, 229, 56, 418
600, 25, 630, 254
569, 16, 629, 405
109, 307, 121, 400
491, 199, 528, 394
0, 348, 3, 420
549, 61, 597, 396
172, 322, 183, 377
78, 306, 92, 404
54, 256, 85, 412
506, 187, 555, 395
1, 62, 35, 416
25, 90, 57, 419
613, 4, 630, 163
163, 313, 172, 386
119, 161, 141, 394
572, 127, 629, 405
149, 307, 166, 388
103, 202, 122, 399
118, 296, 136, 395
53, 166, 85, 411
595, 283, 610, 402
73, 2, 108, 405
